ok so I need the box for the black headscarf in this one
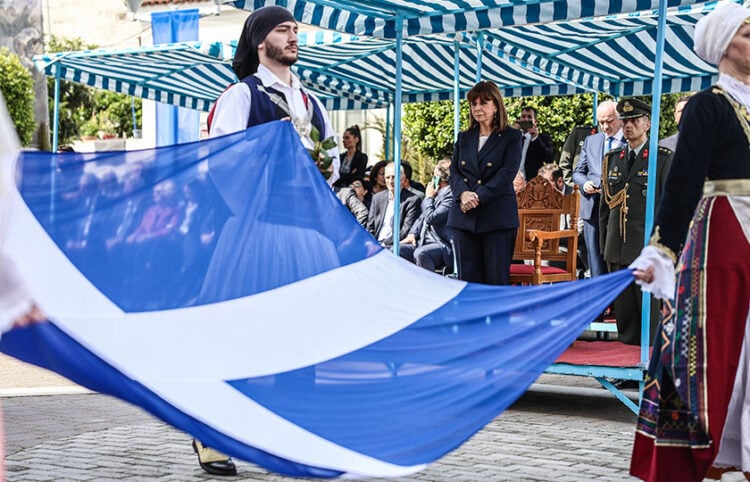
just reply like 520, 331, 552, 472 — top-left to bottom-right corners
232, 6, 297, 80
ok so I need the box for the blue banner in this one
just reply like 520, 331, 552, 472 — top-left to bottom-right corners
152, 9, 200, 146
3, 122, 634, 478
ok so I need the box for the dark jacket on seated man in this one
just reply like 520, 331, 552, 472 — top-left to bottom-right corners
399, 185, 454, 272
367, 188, 421, 247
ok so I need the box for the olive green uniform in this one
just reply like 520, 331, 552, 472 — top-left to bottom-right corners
599, 144, 673, 345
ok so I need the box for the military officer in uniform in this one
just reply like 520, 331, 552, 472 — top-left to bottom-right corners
599, 98, 672, 346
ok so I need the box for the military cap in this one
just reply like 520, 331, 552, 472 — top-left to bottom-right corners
617, 98, 651, 119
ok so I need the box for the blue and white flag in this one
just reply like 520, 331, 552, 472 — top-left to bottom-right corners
0, 118, 633, 478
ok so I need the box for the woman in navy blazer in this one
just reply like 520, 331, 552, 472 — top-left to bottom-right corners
447, 81, 522, 285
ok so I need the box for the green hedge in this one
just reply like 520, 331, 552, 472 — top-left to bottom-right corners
0, 47, 36, 146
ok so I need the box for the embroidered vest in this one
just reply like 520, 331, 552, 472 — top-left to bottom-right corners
241, 75, 325, 137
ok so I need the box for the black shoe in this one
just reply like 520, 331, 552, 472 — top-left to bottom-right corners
192, 439, 237, 476
611, 379, 640, 390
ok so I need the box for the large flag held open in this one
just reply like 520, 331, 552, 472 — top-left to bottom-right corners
0, 120, 633, 478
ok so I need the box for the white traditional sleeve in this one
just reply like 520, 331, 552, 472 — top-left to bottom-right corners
628, 245, 676, 301
0, 254, 35, 337
209, 83, 252, 138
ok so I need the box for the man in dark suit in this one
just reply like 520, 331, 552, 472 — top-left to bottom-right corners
367, 162, 421, 247
573, 100, 624, 278
399, 158, 454, 272
599, 98, 672, 346
559, 124, 597, 189
518, 106, 554, 179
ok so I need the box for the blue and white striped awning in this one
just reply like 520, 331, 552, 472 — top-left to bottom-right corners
33, 40, 385, 112
287, 2, 721, 102
34, 43, 236, 112
231, 0, 715, 38
35, 1, 735, 113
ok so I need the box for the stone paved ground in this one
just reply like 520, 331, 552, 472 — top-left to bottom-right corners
0, 354, 742, 481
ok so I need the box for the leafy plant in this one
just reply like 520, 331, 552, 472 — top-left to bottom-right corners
0, 47, 36, 146
307, 125, 337, 179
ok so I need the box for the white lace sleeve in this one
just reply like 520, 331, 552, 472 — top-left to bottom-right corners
628, 245, 676, 301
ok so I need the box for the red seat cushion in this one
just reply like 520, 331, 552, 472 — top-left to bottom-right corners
510, 264, 567, 275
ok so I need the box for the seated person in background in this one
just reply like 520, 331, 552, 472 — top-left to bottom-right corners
336, 181, 369, 227
538, 163, 571, 195
350, 176, 372, 210
126, 180, 181, 245
105, 170, 147, 250
368, 160, 389, 195
65, 172, 101, 251
399, 158, 453, 272
367, 162, 421, 248
124, 179, 182, 307
402, 160, 426, 196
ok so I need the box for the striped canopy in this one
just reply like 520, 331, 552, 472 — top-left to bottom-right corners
231, 0, 716, 38
33, 41, 376, 112
281, 1, 727, 102
34, 43, 236, 113
35, 1, 734, 113
292, 3, 718, 105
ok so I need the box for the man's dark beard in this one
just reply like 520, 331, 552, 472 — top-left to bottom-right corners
264, 42, 298, 66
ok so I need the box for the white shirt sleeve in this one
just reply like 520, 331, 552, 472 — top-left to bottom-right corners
209, 83, 252, 138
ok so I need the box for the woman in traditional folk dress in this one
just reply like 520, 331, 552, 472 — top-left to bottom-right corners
0, 93, 46, 482
629, 3, 750, 480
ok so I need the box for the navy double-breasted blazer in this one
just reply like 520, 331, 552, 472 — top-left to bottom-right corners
447, 126, 523, 233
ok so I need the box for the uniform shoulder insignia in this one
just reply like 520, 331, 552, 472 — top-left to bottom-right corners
658, 146, 673, 155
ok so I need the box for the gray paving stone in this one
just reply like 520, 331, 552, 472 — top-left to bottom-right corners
1, 378, 649, 481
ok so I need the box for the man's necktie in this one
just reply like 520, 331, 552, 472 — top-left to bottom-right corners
606, 136, 614, 153
627, 150, 636, 172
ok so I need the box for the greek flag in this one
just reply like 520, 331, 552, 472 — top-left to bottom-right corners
0, 120, 632, 478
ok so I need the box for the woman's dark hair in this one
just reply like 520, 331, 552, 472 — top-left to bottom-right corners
344, 124, 362, 152
466, 80, 509, 133
369, 160, 388, 183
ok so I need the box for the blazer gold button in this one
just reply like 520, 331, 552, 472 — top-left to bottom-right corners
477, 179, 482, 184
486, 162, 492, 167
464, 178, 468, 183
461, 161, 466, 166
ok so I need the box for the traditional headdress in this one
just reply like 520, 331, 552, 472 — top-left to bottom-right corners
694, 1, 750, 66
232, 6, 296, 79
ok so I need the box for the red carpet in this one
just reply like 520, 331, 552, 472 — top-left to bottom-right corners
554, 341, 650, 367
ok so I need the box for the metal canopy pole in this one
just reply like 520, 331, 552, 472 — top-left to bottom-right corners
50, 63, 62, 225
385, 102, 391, 161
640, 0, 669, 365
52, 64, 61, 152
592, 92, 599, 126
391, 15, 404, 256
475, 31, 484, 83
454, 40, 461, 140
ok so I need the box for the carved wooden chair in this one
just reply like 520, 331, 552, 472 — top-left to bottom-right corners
509, 175, 580, 285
